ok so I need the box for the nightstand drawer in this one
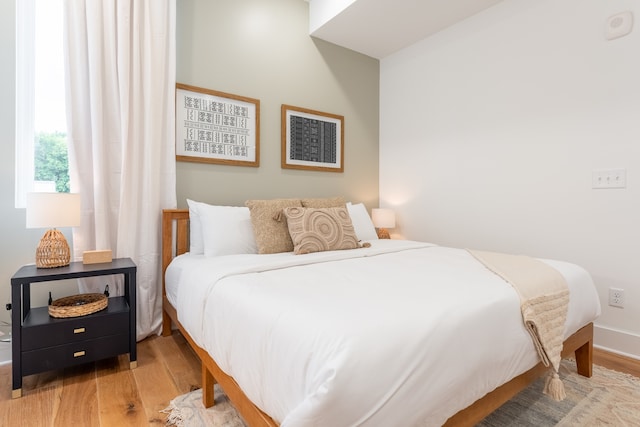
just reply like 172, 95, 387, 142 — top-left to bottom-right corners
22, 333, 130, 376
22, 297, 129, 351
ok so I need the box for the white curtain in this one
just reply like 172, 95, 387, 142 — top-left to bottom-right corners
63, 0, 177, 340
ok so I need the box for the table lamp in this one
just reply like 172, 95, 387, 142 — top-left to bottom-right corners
371, 208, 395, 239
26, 192, 81, 268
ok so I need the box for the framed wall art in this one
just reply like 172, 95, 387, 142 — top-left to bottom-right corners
281, 104, 344, 172
175, 83, 260, 167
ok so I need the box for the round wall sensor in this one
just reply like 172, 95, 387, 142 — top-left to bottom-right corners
606, 11, 633, 40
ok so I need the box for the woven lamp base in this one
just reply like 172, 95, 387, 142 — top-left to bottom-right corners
376, 228, 391, 239
36, 229, 71, 268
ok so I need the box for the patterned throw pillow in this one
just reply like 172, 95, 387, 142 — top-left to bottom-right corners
246, 199, 302, 254
300, 196, 346, 208
283, 207, 361, 255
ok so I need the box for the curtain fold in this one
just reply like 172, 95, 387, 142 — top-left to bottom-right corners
63, 0, 177, 340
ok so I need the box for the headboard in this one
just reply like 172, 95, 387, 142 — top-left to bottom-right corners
161, 209, 190, 298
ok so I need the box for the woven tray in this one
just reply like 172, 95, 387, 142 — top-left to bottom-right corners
49, 293, 108, 318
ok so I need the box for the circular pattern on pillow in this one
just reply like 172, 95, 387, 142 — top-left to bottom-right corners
283, 207, 360, 255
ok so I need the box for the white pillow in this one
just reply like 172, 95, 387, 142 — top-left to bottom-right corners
187, 199, 205, 254
197, 203, 258, 256
346, 202, 379, 241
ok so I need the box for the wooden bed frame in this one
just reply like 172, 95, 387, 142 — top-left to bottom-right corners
161, 208, 594, 427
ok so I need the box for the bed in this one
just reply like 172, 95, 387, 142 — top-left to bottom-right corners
161, 201, 601, 427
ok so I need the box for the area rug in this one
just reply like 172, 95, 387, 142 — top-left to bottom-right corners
163, 384, 246, 427
163, 360, 640, 426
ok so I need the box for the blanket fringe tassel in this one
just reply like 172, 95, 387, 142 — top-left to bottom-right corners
543, 371, 566, 401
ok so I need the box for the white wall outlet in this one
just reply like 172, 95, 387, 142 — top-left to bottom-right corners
592, 169, 626, 189
608, 287, 625, 308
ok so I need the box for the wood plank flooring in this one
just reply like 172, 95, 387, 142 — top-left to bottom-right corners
0, 332, 201, 426
593, 347, 640, 377
0, 332, 638, 426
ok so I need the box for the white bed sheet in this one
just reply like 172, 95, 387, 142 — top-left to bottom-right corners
165, 240, 601, 427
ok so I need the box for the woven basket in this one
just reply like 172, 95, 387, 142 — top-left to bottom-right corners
49, 293, 108, 318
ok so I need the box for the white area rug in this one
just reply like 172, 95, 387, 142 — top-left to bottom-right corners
163, 384, 246, 427
163, 360, 640, 426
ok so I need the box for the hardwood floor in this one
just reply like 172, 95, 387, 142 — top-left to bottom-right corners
593, 347, 640, 378
1, 332, 638, 426
0, 332, 201, 426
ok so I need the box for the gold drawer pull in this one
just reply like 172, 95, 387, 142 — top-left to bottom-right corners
73, 351, 86, 358
73, 327, 86, 334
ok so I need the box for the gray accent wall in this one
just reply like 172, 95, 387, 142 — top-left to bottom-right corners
0, 0, 379, 328
176, 0, 379, 208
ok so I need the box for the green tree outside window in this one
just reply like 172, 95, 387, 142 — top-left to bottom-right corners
34, 131, 70, 193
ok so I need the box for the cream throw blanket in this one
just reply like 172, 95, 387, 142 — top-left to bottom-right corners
468, 250, 570, 401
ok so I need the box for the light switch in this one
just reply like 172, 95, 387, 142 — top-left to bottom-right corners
592, 169, 626, 189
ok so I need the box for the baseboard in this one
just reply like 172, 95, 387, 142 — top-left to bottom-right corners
594, 324, 640, 360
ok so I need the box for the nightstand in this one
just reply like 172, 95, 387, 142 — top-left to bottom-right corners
10, 258, 137, 398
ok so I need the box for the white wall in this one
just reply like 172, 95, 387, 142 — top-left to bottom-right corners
308, 0, 356, 33
0, 1, 106, 347
380, 0, 640, 357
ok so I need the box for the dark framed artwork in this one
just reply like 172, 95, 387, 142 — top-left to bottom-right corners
175, 83, 260, 167
281, 104, 344, 172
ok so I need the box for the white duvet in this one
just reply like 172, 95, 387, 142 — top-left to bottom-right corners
165, 240, 601, 427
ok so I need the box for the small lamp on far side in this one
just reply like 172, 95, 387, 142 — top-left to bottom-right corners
26, 192, 81, 268
371, 208, 395, 239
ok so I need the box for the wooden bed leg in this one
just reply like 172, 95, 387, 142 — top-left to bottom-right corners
574, 337, 593, 378
162, 310, 172, 337
202, 364, 215, 408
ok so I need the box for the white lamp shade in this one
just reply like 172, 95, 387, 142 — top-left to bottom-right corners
371, 208, 396, 229
26, 192, 81, 229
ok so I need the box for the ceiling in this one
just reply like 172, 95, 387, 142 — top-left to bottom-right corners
309, 0, 503, 59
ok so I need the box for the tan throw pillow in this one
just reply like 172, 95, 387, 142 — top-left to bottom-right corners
301, 196, 346, 208
283, 207, 361, 255
246, 199, 302, 254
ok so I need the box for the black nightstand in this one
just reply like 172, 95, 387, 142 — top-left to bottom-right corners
10, 258, 137, 398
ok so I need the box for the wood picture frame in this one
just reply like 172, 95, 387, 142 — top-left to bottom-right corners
175, 83, 260, 167
281, 104, 344, 172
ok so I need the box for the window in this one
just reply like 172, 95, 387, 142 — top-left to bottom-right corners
15, 0, 69, 207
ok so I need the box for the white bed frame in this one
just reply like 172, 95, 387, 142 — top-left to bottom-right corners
161, 208, 594, 427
